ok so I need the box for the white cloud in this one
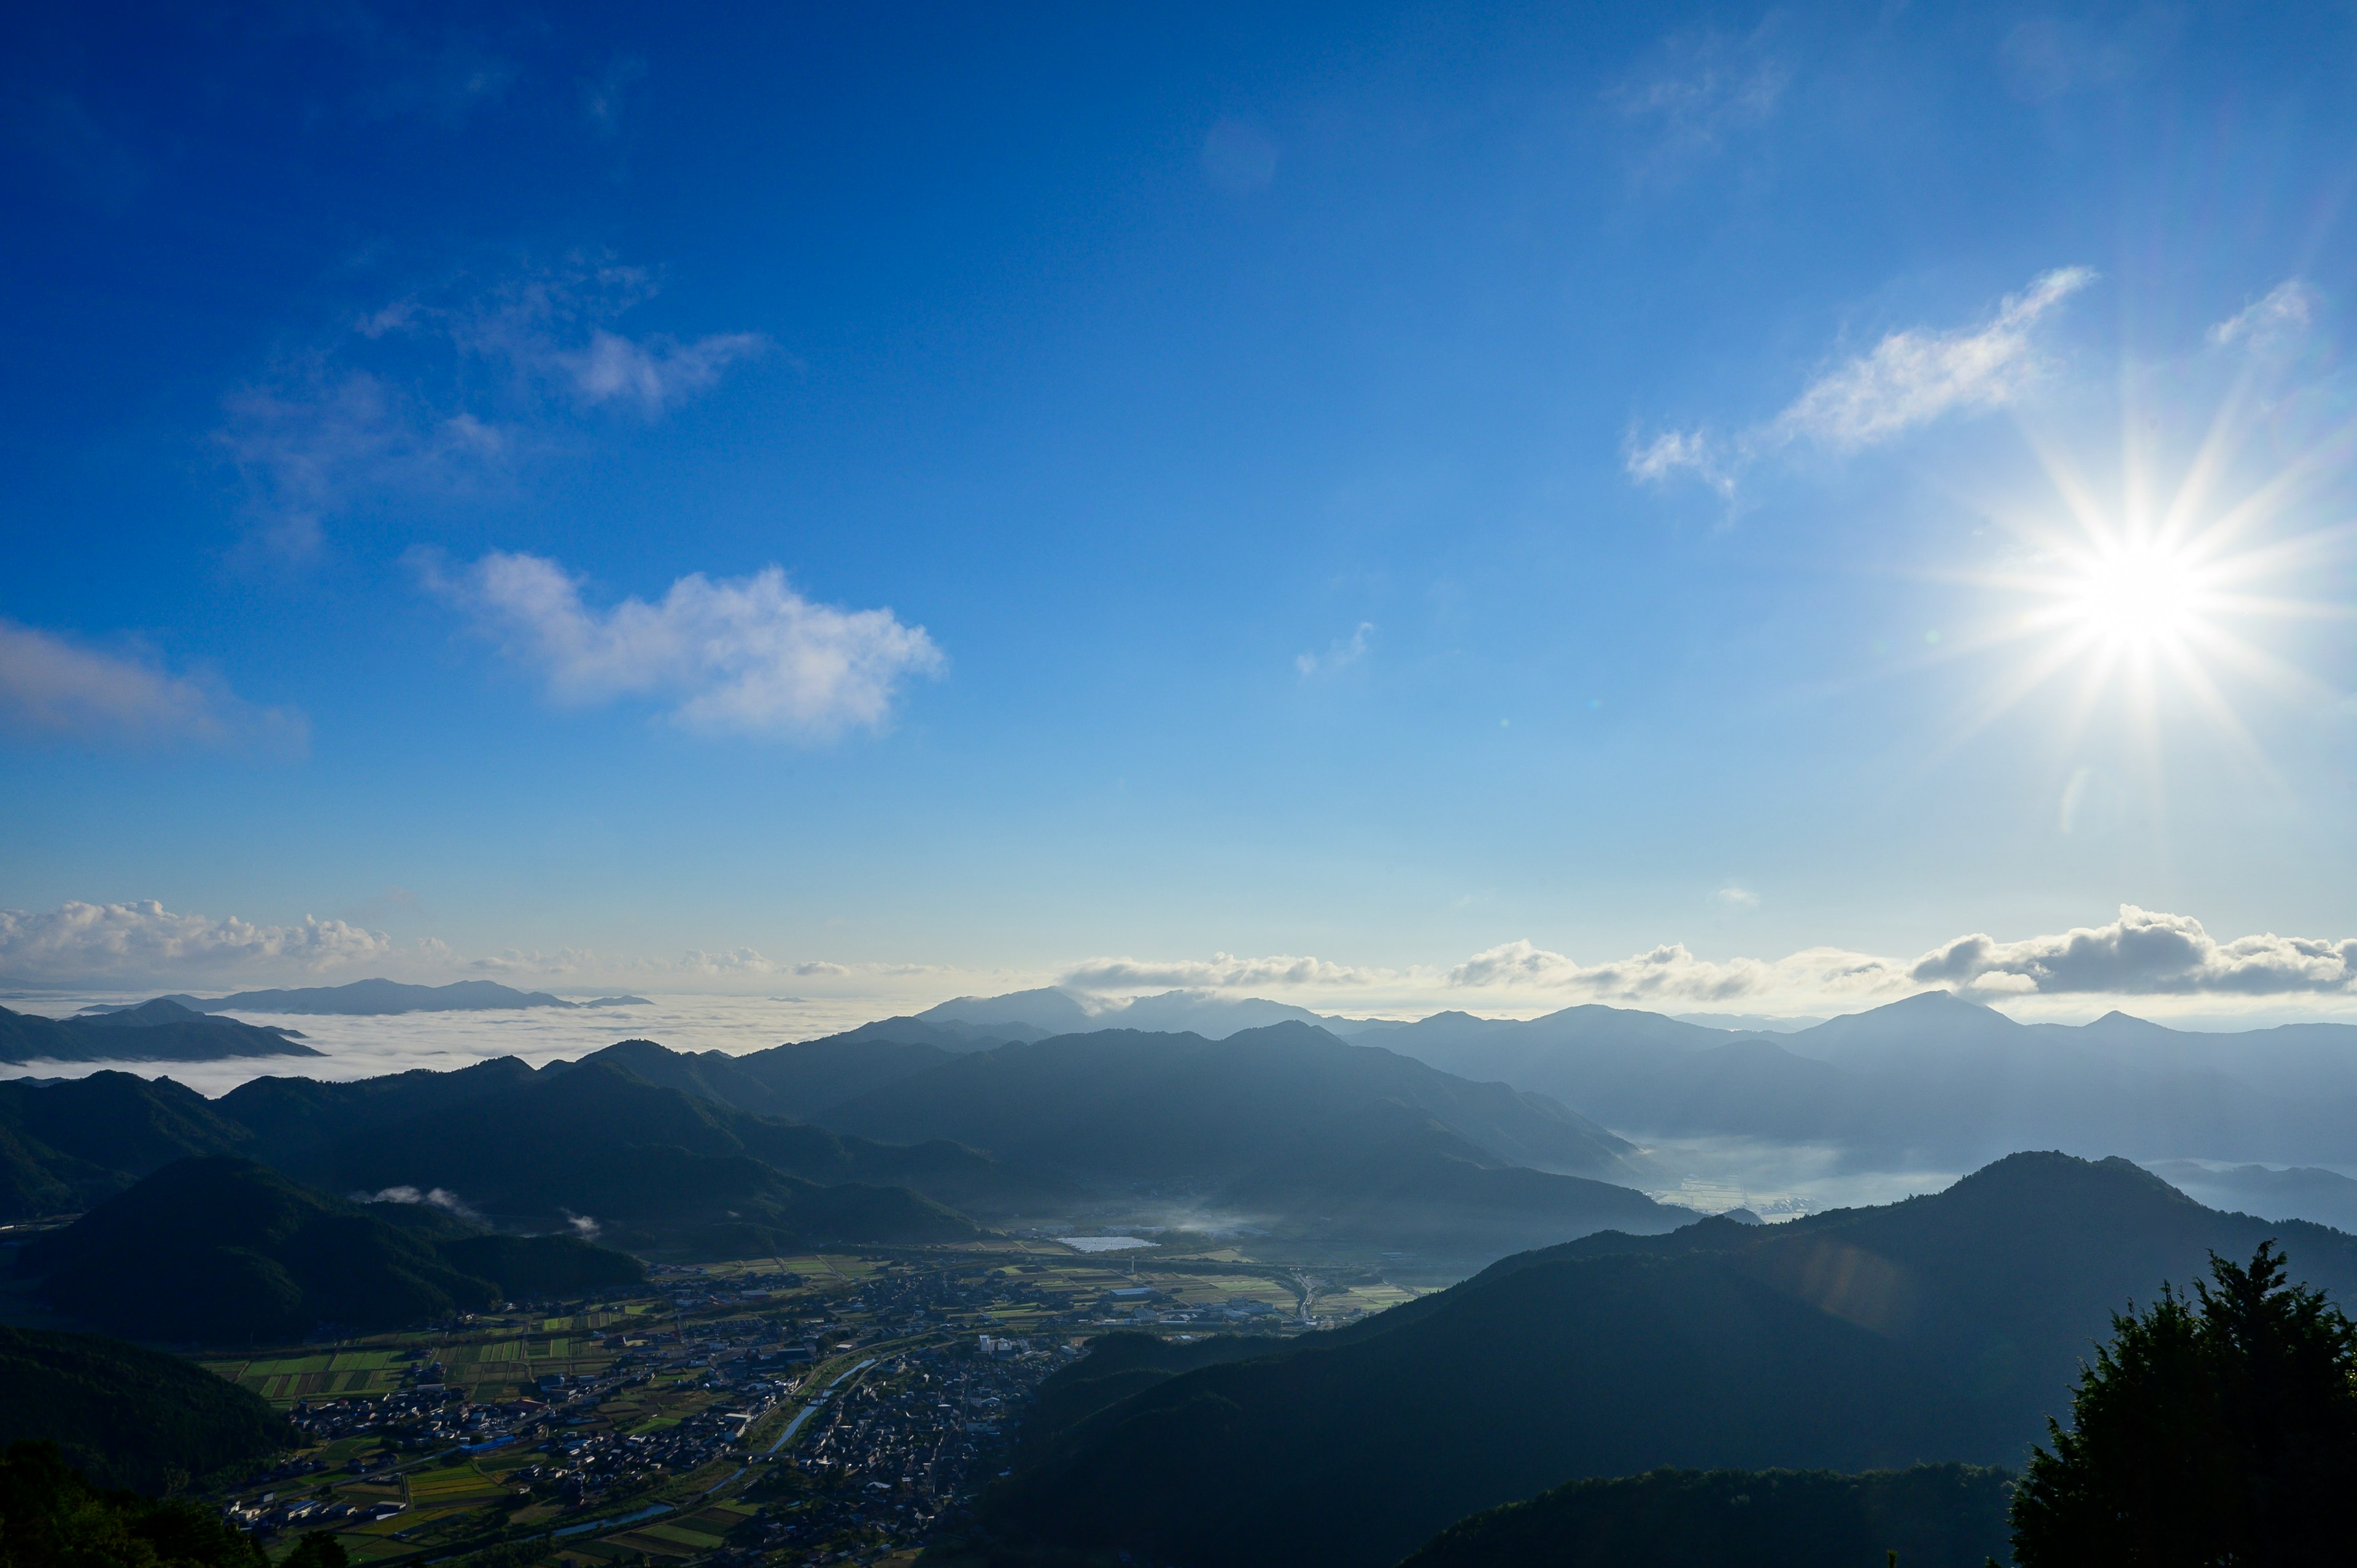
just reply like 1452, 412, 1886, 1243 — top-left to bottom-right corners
427, 550, 944, 740
0, 620, 305, 752
1712, 885, 1760, 913
1295, 622, 1373, 677
1061, 953, 1388, 994
220, 261, 762, 549
1629, 268, 2096, 494
1444, 937, 1908, 1003
557, 328, 765, 415
358, 1185, 482, 1223
1910, 905, 2357, 997
2208, 280, 2319, 350
0, 900, 393, 986
1770, 268, 2097, 449
1624, 428, 1730, 492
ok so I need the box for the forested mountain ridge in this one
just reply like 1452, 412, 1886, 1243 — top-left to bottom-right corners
0, 1327, 291, 1491
981, 1151, 2357, 1568
812, 1022, 1654, 1187
21, 1156, 644, 1343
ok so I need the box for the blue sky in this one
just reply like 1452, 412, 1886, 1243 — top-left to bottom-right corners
2, 1, 2353, 1019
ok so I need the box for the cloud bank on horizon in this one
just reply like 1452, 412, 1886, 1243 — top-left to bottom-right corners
6, 899, 2351, 1021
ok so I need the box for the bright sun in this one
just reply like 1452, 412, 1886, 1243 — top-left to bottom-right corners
2064, 544, 2208, 649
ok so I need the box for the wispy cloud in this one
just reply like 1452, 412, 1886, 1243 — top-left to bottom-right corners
425, 550, 944, 741
558, 328, 765, 415
1609, 23, 1789, 161
1295, 622, 1373, 677
0, 620, 305, 753
220, 260, 763, 550
2208, 279, 2319, 351
1629, 268, 2097, 492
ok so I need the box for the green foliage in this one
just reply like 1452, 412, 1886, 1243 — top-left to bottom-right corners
2010, 1241, 2357, 1565
0, 1328, 288, 1494
279, 1534, 347, 1568
0, 1441, 265, 1568
0, 1073, 255, 1220
1395, 1464, 2014, 1568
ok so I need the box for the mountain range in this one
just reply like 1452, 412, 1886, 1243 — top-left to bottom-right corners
571, 1022, 1689, 1253
0, 1021, 1698, 1267
117, 978, 648, 1015
0, 999, 319, 1066
985, 1151, 2357, 1568
915, 984, 2357, 1179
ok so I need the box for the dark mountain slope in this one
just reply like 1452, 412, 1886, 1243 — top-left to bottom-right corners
0, 1327, 290, 1491
983, 1152, 2357, 1568
0, 1074, 256, 1219
719, 1034, 967, 1119
1220, 1099, 1686, 1252
0, 1002, 318, 1065
27, 1157, 504, 1342
993, 1250, 1955, 1568
277, 1059, 990, 1255
213, 1056, 540, 1151
819, 1022, 1651, 1186
23, 1156, 643, 1342
1395, 1464, 2013, 1568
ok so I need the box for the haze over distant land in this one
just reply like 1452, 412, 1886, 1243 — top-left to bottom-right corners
114, 978, 649, 1015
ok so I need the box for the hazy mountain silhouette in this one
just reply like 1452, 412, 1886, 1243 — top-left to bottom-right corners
1378, 990, 2357, 1170
986, 1152, 2357, 1568
152, 978, 584, 1014
814, 1021, 1657, 1189
0, 1000, 319, 1065
916, 986, 1403, 1040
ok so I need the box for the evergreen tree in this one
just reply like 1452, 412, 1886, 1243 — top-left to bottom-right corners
2011, 1242, 2357, 1565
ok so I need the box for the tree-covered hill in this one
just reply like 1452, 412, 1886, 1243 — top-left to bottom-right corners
21, 1156, 641, 1343
0, 1002, 318, 1066
0, 1074, 255, 1218
980, 1152, 2357, 1568
0, 1441, 268, 1566
1394, 1465, 2013, 1568
271, 1056, 1008, 1248
0, 1330, 290, 1494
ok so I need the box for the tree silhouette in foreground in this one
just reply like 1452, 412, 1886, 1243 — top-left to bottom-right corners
2011, 1241, 2357, 1566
